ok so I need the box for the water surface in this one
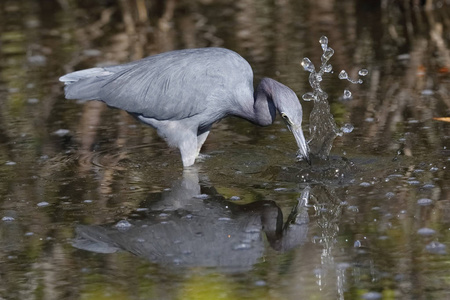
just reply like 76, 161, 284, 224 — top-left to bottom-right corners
0, 1, 449, 299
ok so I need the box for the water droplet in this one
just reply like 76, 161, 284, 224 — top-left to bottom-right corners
322, 47, 334, 60
218, 217, 231, 221
319, 35, 328, 51
25, 232, 34, 236
338, 70, 348, 80
301, 57, 315, 73
229, 196, 240, 201
356, 79, 363, 84
37, 201, 50, 207
359, 182, 371, 187
324, 64, 332, 73
5, 161, 16, 166
316, 75, 323, 82
343, 89, 352, 100
417, 198, 432, 206
115, 220, 132, 229
193, 194, 209, 199
358, 69, 369, 76
302, 92, 315, 101
341, 123, 354, 133
2, 216, 15, 222
417, 228, 436, 236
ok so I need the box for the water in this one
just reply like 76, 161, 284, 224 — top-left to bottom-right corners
1, 1, 450, 299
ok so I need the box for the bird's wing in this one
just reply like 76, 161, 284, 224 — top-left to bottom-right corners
95, 52, 227, 121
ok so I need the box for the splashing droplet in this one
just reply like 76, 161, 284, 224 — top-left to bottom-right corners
324, 64, 332, 73
319, 36, 328, 51
358, 69, 369, 76
341, 123, 354, 133
338, 70, 348, 80
115, 220, 133, 229
322, 47, 334, 61
301, 58, 315, 73
302, 92, 315, 101
343, 89, 352, 100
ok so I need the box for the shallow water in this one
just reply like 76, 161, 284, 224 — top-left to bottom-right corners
1, 1, 450, 299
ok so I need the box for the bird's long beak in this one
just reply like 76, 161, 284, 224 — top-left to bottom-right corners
291, 125, 310, 164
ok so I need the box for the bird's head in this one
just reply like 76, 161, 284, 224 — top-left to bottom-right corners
274, 85, 310, 164
257, 78, 310, 164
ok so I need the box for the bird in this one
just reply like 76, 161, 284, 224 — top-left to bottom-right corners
59, 47, 310, 167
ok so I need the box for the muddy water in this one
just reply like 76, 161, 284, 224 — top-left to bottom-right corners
1, 1, 450, 299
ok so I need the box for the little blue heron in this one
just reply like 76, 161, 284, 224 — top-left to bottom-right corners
60, 48, 310, 167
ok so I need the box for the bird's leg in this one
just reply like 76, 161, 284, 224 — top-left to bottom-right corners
196, 130, 210, 157
178, 133, 198, 167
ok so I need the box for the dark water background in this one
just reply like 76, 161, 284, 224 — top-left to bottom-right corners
1, 0, 450, 299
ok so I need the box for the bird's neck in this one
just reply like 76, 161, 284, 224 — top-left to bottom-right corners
252, 78, 277, 126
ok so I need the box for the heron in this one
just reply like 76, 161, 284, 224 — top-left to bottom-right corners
60, 47, 310, 167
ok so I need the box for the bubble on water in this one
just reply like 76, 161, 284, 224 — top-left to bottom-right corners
385, 192, 395, 199
338, 70, 348, 80
422, 183, 435, 189
425, 241, 447, 255
421, 89, 434, 96
53, 129, 70, 137
341, 123, 354, 133
37, 202, 50, 207
347, 205, 359, 212
343, 89, 352, 100
2, 216, 15, 222
361, 292, 382, 300
417, 198, 432, 206
301, 58, 315, 73
233, 243, 252, 250
336, 262, 351, 270
319, 35, 328, 51
28, 98, 39, 104
115, 220, 133, 229
254, 280, 267, 286
302, 92, 316, 102
322, 47, 334, 61
358, 69, 369, 76
417, 228, 436, 236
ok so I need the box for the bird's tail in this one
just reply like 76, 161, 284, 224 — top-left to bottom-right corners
59, 68, 114, 101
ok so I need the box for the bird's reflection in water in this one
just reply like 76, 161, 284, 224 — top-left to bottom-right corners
73, 167, 310, 273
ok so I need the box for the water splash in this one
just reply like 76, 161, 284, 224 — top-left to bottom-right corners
301, 36, 367, 158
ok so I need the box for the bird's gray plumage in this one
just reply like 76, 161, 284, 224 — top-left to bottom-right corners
60, 47, 310, 166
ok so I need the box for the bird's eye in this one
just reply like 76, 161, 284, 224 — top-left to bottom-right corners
281, 112, 293, 126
